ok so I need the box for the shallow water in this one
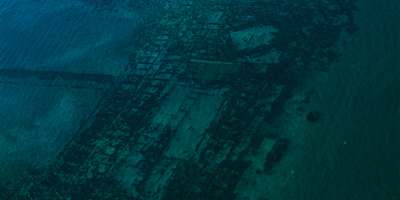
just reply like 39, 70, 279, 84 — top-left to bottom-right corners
0, 0, 398, 199
0, 0, 141, 75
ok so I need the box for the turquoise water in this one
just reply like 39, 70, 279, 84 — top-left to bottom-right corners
0, 0, 140, 75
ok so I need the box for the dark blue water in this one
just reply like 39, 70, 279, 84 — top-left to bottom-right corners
269, 1, 400, 199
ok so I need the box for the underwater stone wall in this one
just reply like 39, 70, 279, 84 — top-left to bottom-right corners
5, 0, 357, 199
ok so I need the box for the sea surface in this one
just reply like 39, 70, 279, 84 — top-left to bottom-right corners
0, 0, 398, 199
